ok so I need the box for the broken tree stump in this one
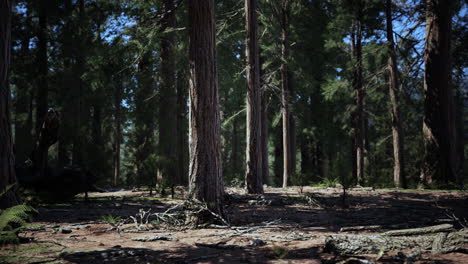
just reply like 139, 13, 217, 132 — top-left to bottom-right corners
325, 226, 468, 256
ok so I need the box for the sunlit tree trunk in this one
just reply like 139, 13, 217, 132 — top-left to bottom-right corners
188, 0, 225, 222
245, 0, 263, 194
280, 0, 292, 188
386, 0, 405, 188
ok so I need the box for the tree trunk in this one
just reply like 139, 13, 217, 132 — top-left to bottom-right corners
176, 69, 189, 186
386, 0, 405, 188
422, 0, 457, 184
72, 0, 86, 167
274, 126, 283, 187
36, 0, 48, 145
135, 52, 155, 186
159, 0, 179, 187
113, 80, 122, 187
58, 0, 74, 167
350, 10, 364, 186
261, 83, 269, 186
188, 0, 225, 222
0, 0, 21, 209
280, 1, 291, 188
14, 21, 33, 164
245, 0, 263, 194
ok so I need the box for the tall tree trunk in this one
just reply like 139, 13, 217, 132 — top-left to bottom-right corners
113, 80, 122, 187
176, 69, 189, 186
422, 0, 458, 184
36, 0, 48, 146
188, 0, 225, 222
159, 0, 178, 187
72, 0, 85, 167
261, 83, 269, 186
245, 0, 263, 194
0, 0, 21, 209
14, 20, 33, 163
350, 9, 364, 186
274, 126, 283, 187
280, 0, 291, 188
135, 52, 155, 186
58, 0, 74, 167
386, 0, 405, 188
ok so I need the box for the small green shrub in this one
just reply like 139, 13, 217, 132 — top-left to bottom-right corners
0, 204, 37, 245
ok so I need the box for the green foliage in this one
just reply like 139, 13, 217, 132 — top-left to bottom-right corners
0, 205, 37, 245
101, 214, 122, 226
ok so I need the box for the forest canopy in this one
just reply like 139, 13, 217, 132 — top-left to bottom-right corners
4, 0, 468, 197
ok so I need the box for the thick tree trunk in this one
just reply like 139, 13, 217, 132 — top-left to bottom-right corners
386, 0, 405, 188
245, 0, 263, 194
188, 0, 225, 222
0, 0, 21, 209
422, 0, 458, 184
280, 1, 291, 188
159, 0, 179, 187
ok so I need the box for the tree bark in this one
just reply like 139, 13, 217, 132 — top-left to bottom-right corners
188, 0, 226, 222
325, 230, 467, 256
280, 0, 292, 188
0, 0, 21, 209
350, 8, 365, 186
159, 0, 179, 187
245, 0, 263, 194
386, 0, 405, 188
422, 0, 458, 184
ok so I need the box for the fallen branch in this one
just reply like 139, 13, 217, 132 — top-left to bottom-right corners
340, 225, 382, 232
381, 224, 454, 237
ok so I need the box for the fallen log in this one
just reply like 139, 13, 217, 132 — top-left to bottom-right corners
381, 224, 454, 237
325, 229, 468, 256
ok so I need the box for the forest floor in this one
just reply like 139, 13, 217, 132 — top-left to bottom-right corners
1, 187, 467, 264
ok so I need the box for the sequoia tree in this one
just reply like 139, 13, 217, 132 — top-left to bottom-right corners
421, 0, 459, 184
188, 0, 226, 222
0, 0, 21, 209
245, 0, 263, 194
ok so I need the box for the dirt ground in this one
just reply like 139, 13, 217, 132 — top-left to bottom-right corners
1, 187, 467, 264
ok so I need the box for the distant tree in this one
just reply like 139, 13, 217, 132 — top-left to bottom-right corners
188, 0, 226, 222
385, 0, 405, 188
279, 0, 292, 188
245, 0, 263, 194
0, 0, 21, 209
350, 1, 365, 186
159, 0, 179, 188
421, 0, 460, 184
